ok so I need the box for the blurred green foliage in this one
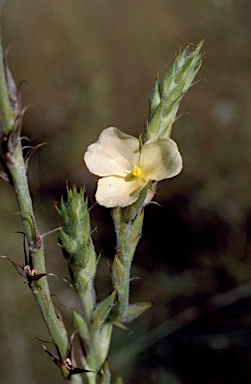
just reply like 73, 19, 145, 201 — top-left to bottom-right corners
1, 0, 251, 383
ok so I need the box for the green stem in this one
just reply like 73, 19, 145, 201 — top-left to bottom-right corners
3, 88, 69, 364
112, 202, 145, 318
85, 354, 97, 384
9, 143, 35, 239
0, 38, 83, 384
79, 284, 95, 324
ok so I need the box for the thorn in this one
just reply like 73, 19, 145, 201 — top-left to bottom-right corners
41, 227, 62, 239
24, 142, 47, 171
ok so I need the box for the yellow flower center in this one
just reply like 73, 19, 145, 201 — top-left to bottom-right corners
125, 166, 145, 182
132, 167, 143, 178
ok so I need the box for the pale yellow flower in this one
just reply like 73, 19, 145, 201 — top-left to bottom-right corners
84, 127, 182, 208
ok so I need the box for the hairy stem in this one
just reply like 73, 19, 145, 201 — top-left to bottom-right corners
0, 39, 83, 383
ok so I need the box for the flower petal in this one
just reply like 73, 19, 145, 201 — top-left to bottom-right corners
84, 127, 139, 177
140, 138, 182, 181
96, 176, 146, 208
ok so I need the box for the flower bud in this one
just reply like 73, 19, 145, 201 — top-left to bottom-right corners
57, 185, 96, 306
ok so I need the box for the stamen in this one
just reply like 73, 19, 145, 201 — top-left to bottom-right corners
125, 166, 145, 182
132, 167, 143, 178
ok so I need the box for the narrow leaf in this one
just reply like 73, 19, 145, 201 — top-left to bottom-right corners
118, 302, 152, 323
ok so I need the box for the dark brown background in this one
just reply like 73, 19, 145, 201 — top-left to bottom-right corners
1, 1, 251, 383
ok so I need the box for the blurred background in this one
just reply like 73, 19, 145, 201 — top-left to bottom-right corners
0, 0, 251, 383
